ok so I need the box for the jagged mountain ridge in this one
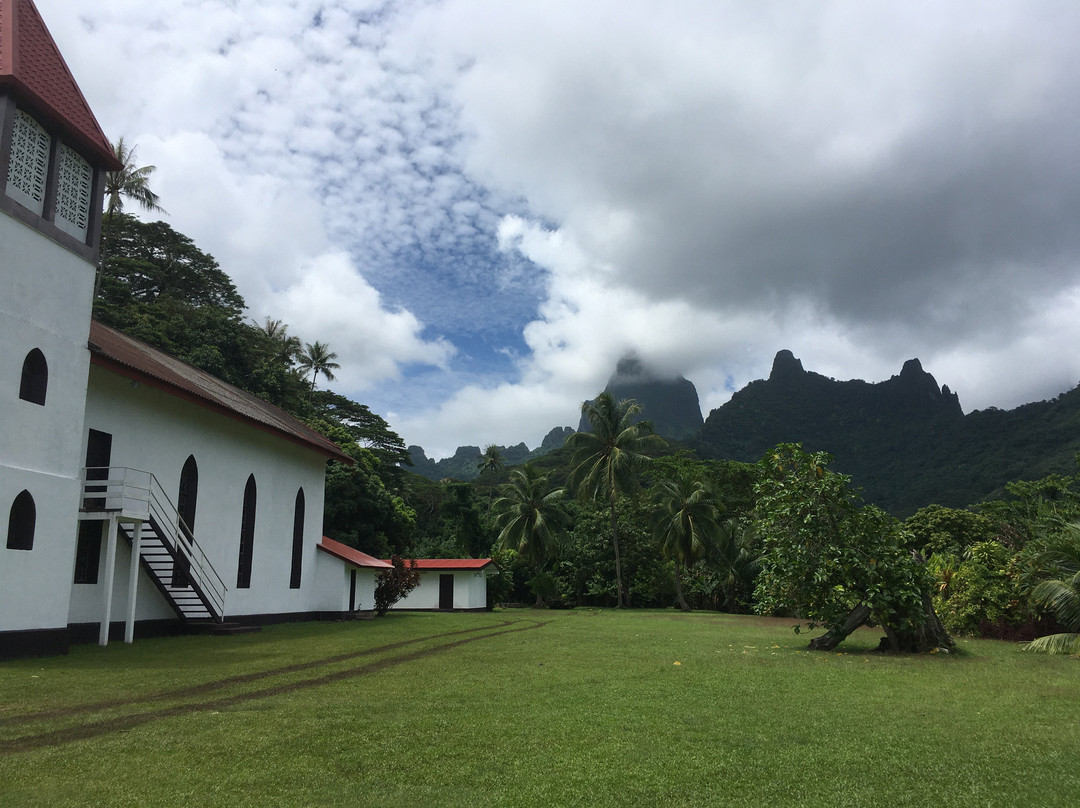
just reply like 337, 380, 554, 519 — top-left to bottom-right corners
408, 426, 574, 482
407, 351, 1080, 515
693, 350, 1080, 514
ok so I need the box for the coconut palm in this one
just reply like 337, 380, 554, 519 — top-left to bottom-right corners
651, 470, 723, 611
1024, 524, 1080, 655
477, 444, 505, 477
491, 465, 570, 607
299, 341, 341, 392
104, 136, 165, 218
257, 317, 302, 366
97, 137, 166, 300
567, 392, 667, 608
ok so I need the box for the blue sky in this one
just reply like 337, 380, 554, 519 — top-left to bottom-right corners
40, 0, 1080, 457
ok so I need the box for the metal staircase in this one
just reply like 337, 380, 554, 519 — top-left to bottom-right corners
81, 468, 227, 623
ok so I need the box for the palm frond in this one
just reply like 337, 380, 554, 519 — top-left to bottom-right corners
1022, 633, 1080, 655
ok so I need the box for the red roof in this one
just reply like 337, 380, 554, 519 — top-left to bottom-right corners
318, 537, 393, 569
384, 558, 495, 571
0, 0, 120, 169
88, 321, 353, 464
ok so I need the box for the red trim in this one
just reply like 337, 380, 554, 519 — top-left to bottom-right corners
318, 537, 393, 569
382, 558, 494, 571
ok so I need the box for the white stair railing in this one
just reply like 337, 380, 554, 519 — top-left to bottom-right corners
82, 467, 227, 620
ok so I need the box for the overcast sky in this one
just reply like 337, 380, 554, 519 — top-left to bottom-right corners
40, 0, 1080, 457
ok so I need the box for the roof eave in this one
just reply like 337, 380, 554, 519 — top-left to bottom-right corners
88, 351, 355, 465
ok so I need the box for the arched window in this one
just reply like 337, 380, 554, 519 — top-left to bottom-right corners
6, 490, 36, 550
19, 349, 48, 405
236, 475, 257, 589
289, 488, 305, 589
174, 455, 199, 588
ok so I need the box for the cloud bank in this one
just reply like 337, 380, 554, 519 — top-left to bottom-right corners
41, 0, 1080, 457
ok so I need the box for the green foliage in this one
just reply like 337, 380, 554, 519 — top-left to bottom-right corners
753, 444, 929, 641
96, 214, 414, 556
1024, 523, 1080, 654
649, 466, 724, 610
978, 470, 1080, 548
373, 555, 421, 616
322, 448, 415, 557
491, 466, 570, 606
477, 445, 506, 477
929, 542, 1027, 636
567, 392, 667, 607
298, 340, 340, 393
903, 505, 995, 557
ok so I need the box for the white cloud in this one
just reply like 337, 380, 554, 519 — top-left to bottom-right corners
37, 0, 1080, 458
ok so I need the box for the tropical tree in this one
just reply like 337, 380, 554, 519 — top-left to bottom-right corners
97, 138, 167, 300
104, 136, 166, 218
477, 445, 505, 477
257, 317, 303, 367
491, 465, 571, 607
650, 469, 723, 611
1024, 523, 1080, 654
299, 341, 340, 392
754, 443, 953, 653
567, 392, 667, 608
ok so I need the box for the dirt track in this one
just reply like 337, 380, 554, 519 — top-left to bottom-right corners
0, 617, 548, 755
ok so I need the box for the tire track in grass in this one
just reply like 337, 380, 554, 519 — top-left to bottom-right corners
0, 618, 550, 754
1, 618, 519, 727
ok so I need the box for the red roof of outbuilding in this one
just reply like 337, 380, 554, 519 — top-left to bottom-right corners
383, 558, 495, 571
0, 0, 120, 169
318, 537, 393, 569
88, 321, 352, 465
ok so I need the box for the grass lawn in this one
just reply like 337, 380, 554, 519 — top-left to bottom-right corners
1, 609, 1077, 807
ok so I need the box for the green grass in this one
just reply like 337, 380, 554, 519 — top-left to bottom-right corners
1, 610, 1078, 807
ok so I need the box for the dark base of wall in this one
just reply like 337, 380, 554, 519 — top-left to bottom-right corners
66, 619, 183, 646
0, 627, 71, 662
1, 609, 446, 663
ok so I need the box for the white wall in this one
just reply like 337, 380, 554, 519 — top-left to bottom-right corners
392, 569, 491, 610
0, 213, 94, 632
75, 367, 331, 623
312, 554, 378, 613
65, 519, 176, 623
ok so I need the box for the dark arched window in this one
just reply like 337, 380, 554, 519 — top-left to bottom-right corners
174, 455, 199, 588
236, 474, 257, 589
19, 349, 47, 405
6, 490, 36, 550
289, 488, 305, 589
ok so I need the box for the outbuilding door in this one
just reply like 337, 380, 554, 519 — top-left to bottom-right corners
439, 574, 454, 609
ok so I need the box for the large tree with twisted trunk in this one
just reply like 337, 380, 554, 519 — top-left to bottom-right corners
753, 443, 953, 653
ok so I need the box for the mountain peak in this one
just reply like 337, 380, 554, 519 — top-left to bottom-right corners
769, 349, 805, 381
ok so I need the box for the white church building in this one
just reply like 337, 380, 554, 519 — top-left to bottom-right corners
0, 0, 490, 661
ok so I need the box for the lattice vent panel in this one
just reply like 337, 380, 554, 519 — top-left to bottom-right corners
55, 143, 93, 239
6, 110, 51, 214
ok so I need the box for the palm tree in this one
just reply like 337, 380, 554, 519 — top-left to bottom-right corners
491, 465, 571, 607
567, 392, 667, 608
651, 470, 723, 611
97, 137, 166, 300
104, 137, 166, 218
1024, 524, 1080, 654
710, 520, 760, 613
257, 317, 302, 366
299, 341, 341, 392
477, 445, 505, 477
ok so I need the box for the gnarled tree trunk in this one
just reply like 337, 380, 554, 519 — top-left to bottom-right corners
808, 604, 872, 651
809, 595, 955, 653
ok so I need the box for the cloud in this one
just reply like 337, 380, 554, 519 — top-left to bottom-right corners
40, 0, 1080, 458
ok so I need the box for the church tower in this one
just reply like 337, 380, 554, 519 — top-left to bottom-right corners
1, 0, 121, 657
